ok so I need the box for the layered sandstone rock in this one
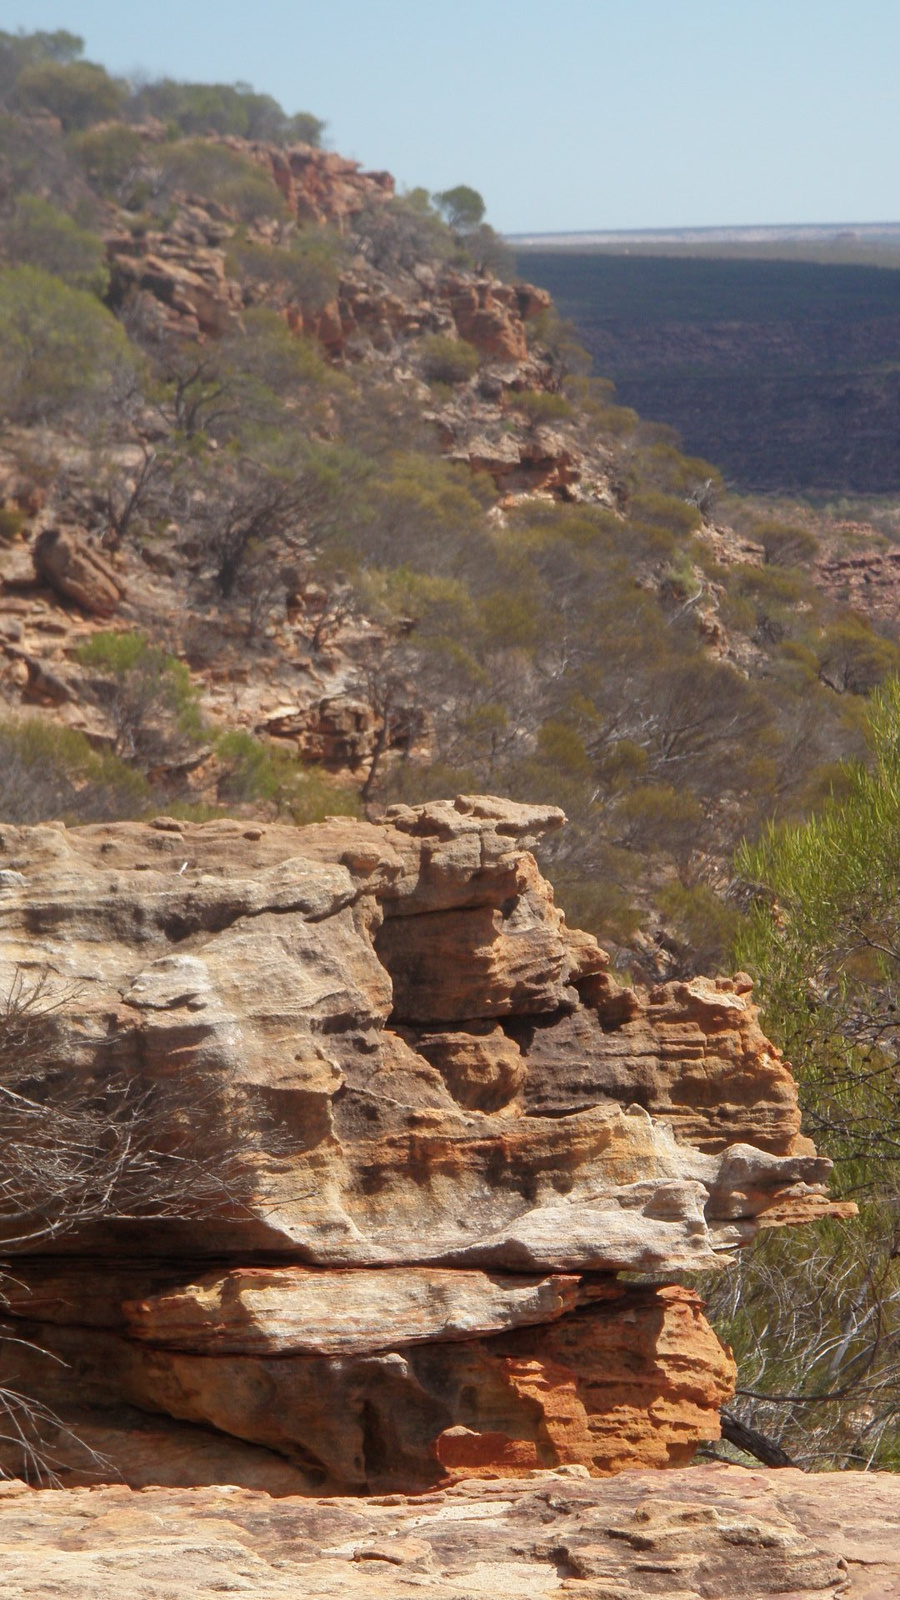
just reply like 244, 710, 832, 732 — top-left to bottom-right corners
239, 139, 395, 227
439, 273, 551, 362
3, 1465, 899, 1599
106, 229, 244, 340
32, 527, 126, 617
0, 797, 844, 1491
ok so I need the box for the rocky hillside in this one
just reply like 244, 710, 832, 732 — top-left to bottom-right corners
0, 32, 893, 1575
2, 45, 900, 980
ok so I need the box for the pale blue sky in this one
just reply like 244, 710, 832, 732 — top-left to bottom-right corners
3, 0, 898, 232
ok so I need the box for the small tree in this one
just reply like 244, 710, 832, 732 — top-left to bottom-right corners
712, 675, 900, 1469
128, 77, 323, 147
0, 720, 148, 824
418, 334, 480, 385
15, 57, 125, 129
433, 184, 486, 233
0, 27, 83, 107
75, 631, 205, 771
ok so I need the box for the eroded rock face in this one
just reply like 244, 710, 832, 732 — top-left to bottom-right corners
3, 1465, 898, 1599
0, 797, 843, 1491
32, 528, 126, 617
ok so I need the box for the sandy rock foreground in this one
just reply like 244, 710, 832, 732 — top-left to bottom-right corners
1, 1465, 899, 1600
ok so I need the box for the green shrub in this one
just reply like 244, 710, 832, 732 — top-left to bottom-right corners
0, 265, 133, 422
419, 335, 480, 385
509, 389, 573, 425
16, 57, 124, 129
657, 880, 739, 972
75, 630, 205, 767
615, 782, 702, 860
159, 140, 287, 223
353, 193, 455, 273
215, 729, 359, 823
536, 718, 591, 776
478, 591, 540, 648
815, 615, 900, 694
0, 506, 24, 542
593, 402, 640, 437
70, 122, 145, 201
0, 28, 83, 106
0, 718, 149, 823
628, 490, 702, 538
222, 307, 328, 398
634, 440, 723, 498
433, 185, 485, 233
128, 78, 323, 146
723, 677, 900, 1468
753, 519, 820, 567
5, 195, 107, 295
227, 230, 343, 314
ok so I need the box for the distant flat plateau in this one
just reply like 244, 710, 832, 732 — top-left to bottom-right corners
509, 221, 900, 263
514, 224, 900, 494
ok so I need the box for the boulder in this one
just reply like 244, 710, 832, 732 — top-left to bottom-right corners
0, 797, 847, 1490
32, 528, 125, 616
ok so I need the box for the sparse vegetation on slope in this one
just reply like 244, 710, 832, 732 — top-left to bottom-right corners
2, 23, 899, 1481
0, 25, 897, 983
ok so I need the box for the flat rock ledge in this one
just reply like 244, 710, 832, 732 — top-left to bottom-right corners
2, 1465, 899, 1600
0, 797, 850, 1492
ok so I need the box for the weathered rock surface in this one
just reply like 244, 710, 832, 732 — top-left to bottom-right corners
240, 139, 395, 227
32, 528, 125, 617
0, 797, 844, 1490
106, 229, 244, 340
817, 545, 900, 625
2, 1464, 899, 1599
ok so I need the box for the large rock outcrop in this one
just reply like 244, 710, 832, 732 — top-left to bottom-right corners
0, 797, 845, 1491
3, 1465, 899, 1599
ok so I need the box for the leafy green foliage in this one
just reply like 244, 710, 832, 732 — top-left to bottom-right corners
227, 230, 343, 314
0, 28, 83, 106
0, 265, 134, 422
70, 122, 145, 202
432, 184, 486, 233
754, 518, 820, 566
0, 718, 148, 823
0, 507, 24, 542
418, 335, 480, 385
214, 730, 360, 823
157, 140, 287, 223
353, 191, 455, 273
75, 631, 204, 769
4, 196, 107, 295
128, 78, 322, 146
15, 57, 124, 129
508, 389, 573, 424
714, 678, 900, 1466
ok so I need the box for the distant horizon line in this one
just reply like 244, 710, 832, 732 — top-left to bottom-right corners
506, 220, 900, 243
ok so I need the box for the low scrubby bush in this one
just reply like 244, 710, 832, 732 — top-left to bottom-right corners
0, 265, 133, 421
0, 719, 149, 823
419, 335, 480, 385
5, 195, 107, 295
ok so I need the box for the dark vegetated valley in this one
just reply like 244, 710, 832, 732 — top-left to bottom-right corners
515, 250, 900, 493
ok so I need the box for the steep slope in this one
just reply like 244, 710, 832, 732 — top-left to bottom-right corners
3, 108, 899, 981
